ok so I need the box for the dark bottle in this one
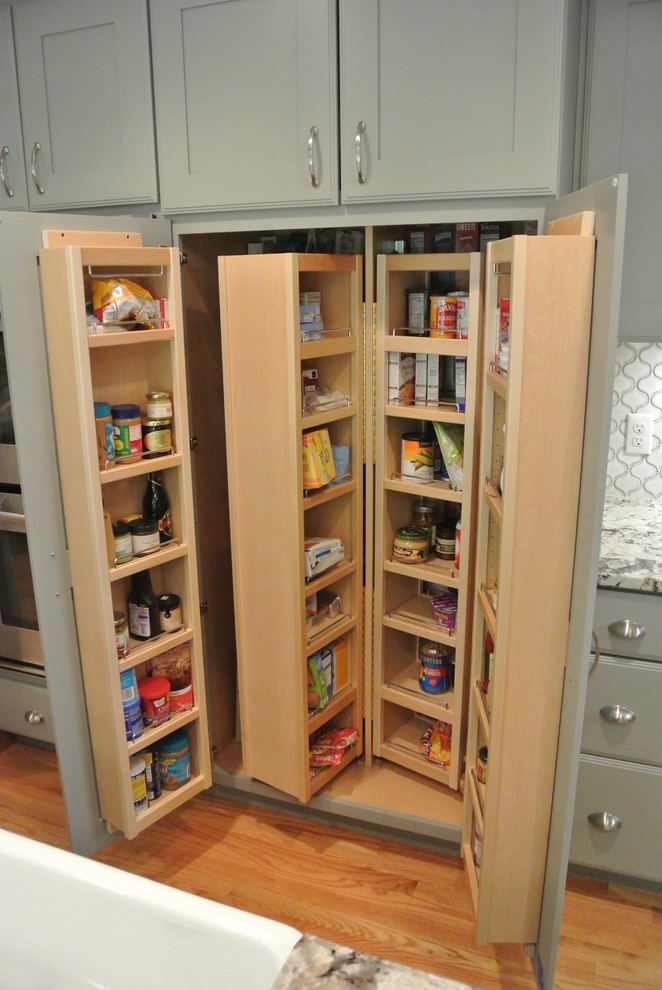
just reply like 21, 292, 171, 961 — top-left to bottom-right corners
143, 472, 172, 543
128, 570, 160, 640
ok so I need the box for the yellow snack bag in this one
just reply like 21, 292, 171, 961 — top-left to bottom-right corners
302, 428, 336, 488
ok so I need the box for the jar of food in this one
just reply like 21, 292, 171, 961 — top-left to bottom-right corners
141, 417, 172, 458
435, 527, 456, 560
112, 521, 133, 564
145, 391, 173, 420
411, 498, 437, 547
392, 526, 429, 564
129, 517, 159, 556
158, 593, 182, 633
110, 404, 143, 463
159, 728, 191, 789
114, 611, 129, 660
94, 402, 115, 469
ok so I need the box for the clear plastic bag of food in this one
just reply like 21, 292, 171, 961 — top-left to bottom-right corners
433, 422, 464, 491
91, 278, 159, 329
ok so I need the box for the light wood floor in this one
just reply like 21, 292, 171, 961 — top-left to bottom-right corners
1, 741, 660, 990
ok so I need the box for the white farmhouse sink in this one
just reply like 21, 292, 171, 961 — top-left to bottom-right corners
0, 828, 301, 989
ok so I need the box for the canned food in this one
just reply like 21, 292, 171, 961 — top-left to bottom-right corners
429, 296, 457, 338
449, 292, 469, 339
476, 745, 488, 784
401, 432, 434, 482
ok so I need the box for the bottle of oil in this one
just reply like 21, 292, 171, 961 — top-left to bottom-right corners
143, 472, 172, 543
128, 570, 160, 640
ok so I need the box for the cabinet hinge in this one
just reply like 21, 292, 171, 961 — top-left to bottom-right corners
210, 745, 218, 761
200, 600, 208, 615
180, 251, 188, 266
190, 435, 199, 450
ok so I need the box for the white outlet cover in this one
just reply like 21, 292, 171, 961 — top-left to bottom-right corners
624, 412, 654, 455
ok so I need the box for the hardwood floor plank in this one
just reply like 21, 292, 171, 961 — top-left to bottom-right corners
1, 742, 661, 990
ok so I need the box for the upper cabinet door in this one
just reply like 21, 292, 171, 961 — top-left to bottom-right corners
13, 0, 158, 211
583, 0, 662, 340
0, 7, 28, 212
339, 0, 577, 204
150, 0, 339, 214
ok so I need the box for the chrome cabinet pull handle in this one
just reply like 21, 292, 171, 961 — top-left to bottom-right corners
355, 120, 366, 184
307, 125, 320, 188
588, 811, 622, 832
608, 618, 645, 639
588, 630, 600, 680
25, 709, 45, 725
30, 142, 45, 194
600, 704, 636, 725
0, 147, 14, 198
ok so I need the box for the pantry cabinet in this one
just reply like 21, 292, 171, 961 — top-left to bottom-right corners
373, 253, 483, 791
582, 0, 662, 340
149, 0, 339, 214
37, 232, 211, 839
0, 6, 28, 212
339, 0, 580, 204
461, 230, 596, 944
218, 253, 363, 802
12, 0, 158, 211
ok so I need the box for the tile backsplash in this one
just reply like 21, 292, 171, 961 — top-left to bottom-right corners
606, 342, 662, 499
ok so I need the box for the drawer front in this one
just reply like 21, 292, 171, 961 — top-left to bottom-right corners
570, 755, 662, 882
582, 654, 662, 765
0, 671, 54, 744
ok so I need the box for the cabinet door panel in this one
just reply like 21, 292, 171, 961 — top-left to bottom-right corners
340, 0, 571, 203
150, 0, 338, 213
0, 8, 28, 212
13, 0, 158, 210
583, 0, 662, 340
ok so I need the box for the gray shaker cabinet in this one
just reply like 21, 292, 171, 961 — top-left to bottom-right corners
582, 0, 662, 341
149, 0, 339, 214
338, 0, 581, 205
0, 6, 28, 212
12, 0, 158, 211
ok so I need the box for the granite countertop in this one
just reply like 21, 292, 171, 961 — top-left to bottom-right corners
597, 497, 662, 594
273, 936, 479, 990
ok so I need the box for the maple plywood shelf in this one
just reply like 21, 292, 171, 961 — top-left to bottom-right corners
300, 333, 356, 358
38, 240, 211, 840
374, 252, 483, 793
303, 478, 356, 509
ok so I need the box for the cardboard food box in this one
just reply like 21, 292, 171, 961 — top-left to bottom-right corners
303, 537, 345, 580
302, 428, 336, 488
387, 352, 415, 404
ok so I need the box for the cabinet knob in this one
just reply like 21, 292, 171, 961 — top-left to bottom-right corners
355, 121, 367, 184
0, 146, 14, 198
608, 618, 645, 639
587, 811, 622, 832
599, 704, 635, 725
30, 142, 45, 195
24, 710, 45, 725
307, 126, 320, 188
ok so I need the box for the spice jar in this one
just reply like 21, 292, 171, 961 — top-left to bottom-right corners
435, 527, 456, 560
476, 745, 489, 784
110, 404, 143, 463
392, 526, 429, 564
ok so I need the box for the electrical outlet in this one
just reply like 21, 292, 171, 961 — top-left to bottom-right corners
624, 412, 654, 455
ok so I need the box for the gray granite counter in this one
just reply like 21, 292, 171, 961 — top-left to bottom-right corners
597, 497, 662, 594
273, 936, 478, 990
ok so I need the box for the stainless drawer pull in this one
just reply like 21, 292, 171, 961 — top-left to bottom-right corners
0, 146, 14, 198
30, 142, 45, 194
588, 811, 622, 832
608, 618, 645, 639
600, 704, 635, 725
307, 125, 320, 188
355, 120, 367, 184
24, 710, 45, 725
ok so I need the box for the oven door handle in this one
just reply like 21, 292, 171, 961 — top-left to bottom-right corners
0, 509, 27, 534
